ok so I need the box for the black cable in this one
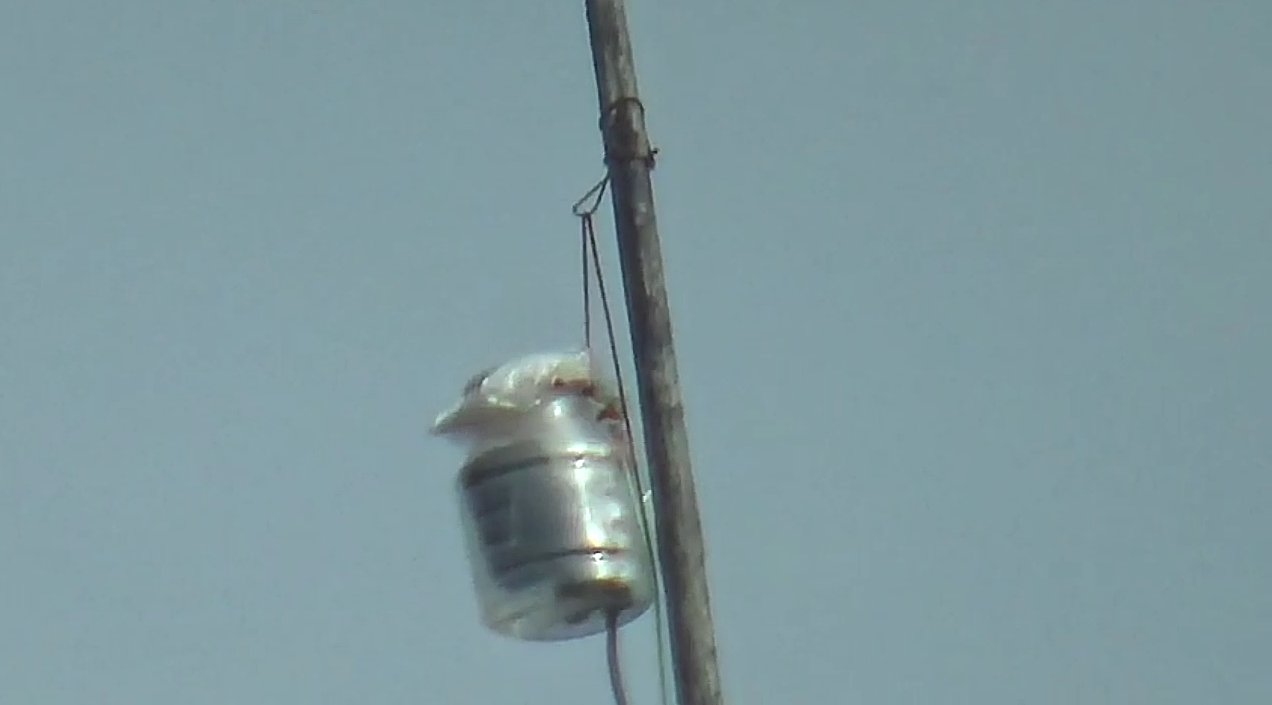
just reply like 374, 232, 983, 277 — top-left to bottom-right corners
585, 221, 640, 476
582, 215, 592, 349
605, 609, 630, 705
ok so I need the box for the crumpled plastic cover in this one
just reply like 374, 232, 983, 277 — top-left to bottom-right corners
431, 349, 600, 437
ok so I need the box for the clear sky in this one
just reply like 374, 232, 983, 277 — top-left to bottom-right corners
2, 1, 1269, 703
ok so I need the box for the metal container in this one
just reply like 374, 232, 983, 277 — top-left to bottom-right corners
455, 393, 655, 641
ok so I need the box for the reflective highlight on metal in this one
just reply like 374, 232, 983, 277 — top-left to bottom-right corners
455, 394, 654, 641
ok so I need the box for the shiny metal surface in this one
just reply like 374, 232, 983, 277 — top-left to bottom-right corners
455, 395, 654, 641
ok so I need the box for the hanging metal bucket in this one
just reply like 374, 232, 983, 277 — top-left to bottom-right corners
454, 392, 654, 641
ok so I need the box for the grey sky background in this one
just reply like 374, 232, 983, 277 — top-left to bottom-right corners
2, 1, 1269, 703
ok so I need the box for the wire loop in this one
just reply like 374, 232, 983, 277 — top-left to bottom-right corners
571, 176, 672, 705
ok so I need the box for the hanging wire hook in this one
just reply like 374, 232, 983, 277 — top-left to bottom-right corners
574, 175, 609, 350
572, 174, 610, 218
571, 172, 673, 705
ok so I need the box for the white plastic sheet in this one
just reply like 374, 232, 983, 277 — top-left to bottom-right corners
431, 349, 619, 439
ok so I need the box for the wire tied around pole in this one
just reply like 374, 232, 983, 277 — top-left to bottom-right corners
600, 97, 659, 170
